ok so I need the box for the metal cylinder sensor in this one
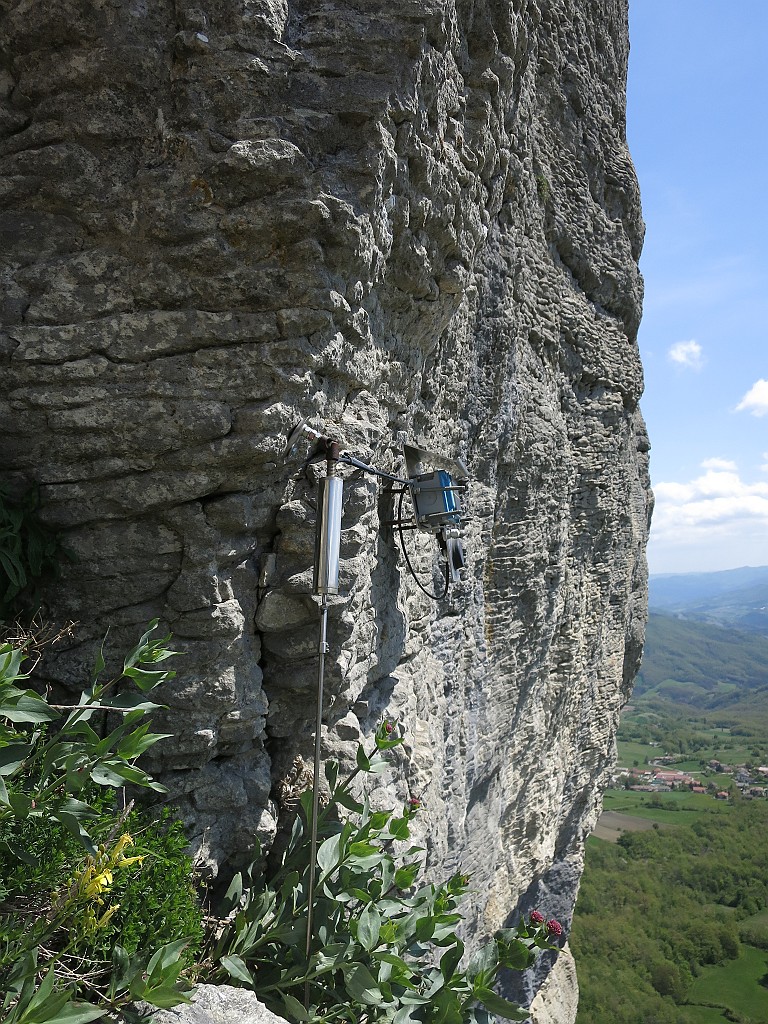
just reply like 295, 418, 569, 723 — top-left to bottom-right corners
313, 475, 343, 596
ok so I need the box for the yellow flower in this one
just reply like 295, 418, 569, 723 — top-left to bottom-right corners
110, 833, 145, 868
52, 831, 145, 939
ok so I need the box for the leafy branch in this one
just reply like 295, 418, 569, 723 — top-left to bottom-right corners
204, 722, 563, 1024
0, 622, 197, 1022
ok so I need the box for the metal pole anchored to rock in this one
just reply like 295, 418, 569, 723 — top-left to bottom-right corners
304, 439, 343, 1007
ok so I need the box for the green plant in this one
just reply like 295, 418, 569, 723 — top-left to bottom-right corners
0, 485, 64, 622
0, 797, 204, 967
206, 723, 561, 1023
0, 622, 200, 1021
0, 620, 172, 850
94, 806, 204, 962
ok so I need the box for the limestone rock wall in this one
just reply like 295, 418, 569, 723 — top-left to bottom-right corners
1, 0, 650, 1016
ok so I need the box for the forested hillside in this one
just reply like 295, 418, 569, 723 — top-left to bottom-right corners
574, 574, 768, 1023
636, 613, 768, 708
572, 800, 768, 1024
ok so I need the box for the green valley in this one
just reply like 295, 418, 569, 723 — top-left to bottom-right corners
571, 576, 768, 1024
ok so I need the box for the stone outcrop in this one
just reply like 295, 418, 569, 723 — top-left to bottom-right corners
149, 985, 284, 1024
0, 0, 650, 1018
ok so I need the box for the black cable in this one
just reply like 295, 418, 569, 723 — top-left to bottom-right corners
397, 487, 449, 601
338, 452, 410, 485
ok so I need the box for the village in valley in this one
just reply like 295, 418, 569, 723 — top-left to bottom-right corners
613, 755, 768, 800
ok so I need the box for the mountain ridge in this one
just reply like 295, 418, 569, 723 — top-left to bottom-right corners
649, 566, 768, 636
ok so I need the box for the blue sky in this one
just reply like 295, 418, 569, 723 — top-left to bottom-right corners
628, 1, 768, 574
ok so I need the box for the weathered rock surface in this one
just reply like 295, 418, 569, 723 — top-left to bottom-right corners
0, 1, 650, 1019
149, 986, 285, 1024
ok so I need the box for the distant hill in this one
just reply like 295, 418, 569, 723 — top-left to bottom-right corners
636, 612, 768, 709
649, 566, 768, 635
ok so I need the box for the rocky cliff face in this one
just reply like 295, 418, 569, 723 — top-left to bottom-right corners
1, 0, 650, 1017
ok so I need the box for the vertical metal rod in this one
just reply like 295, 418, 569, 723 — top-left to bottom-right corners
305, 594, 328, 1007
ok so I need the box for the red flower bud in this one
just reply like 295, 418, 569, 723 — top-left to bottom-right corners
546, 919, 563, 937
530, 910, 545, 924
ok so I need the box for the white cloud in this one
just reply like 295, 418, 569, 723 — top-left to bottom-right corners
736, 379, 768, 417
667, 339, 704, 370
700, 457, 738, 472
650, 460, 768, 554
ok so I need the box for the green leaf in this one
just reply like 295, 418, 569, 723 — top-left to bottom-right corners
65, 720, 101, 744
42, 1003, 109, 1024
16, 965, 66, 1018
9, 791, 31, 819
313, 941, 350, 969
393, 1008, 422, 1024
356, 745, 371, 772
90, 763, 127, 787
431, 989, 463, 1024
298, 787, 314, 824
0, 548, 24, 588
2, 692, 59, 724
370, 810, 390, 830
282, 992, 311, 1022
467, 942, 497, 981
335, 789, 364, 814
357, 904, 381, 952
123, 619, 160, 669
54, 810, 96, 854
388, 817, 410, 841
324, 759, 339, 792
221, 954, 254, 986
498, 937, 535, 971
0, 644, 29, 684
221, 872, 244, 915
375, 736, 403, 751
122, 666, 173, 692
94, 760, 166, 792
349, 841, 378, 858
146, 938, 189, 981
142, 986, 194, 1009
317, 832, 343, 877
341, 962, 383, 1005
109, 945, 131, 992
0, 742, 33, 775
92, 712, 143, 754
395, 863, 421, 889
0, 774, 8, 805
91, 638, 106, 682
0, 838, 38, 866
117, 726, 173, 760
440, 939, 464, 980
475, 988, 530, 1021
103, 692, 164, 712
58, 797, 98, 818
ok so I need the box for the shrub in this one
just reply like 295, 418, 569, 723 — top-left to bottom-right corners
205, 723, 562, 1023
0, 622, 201, 1021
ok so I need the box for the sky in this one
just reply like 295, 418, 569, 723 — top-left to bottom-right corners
627, 1, 768, 575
